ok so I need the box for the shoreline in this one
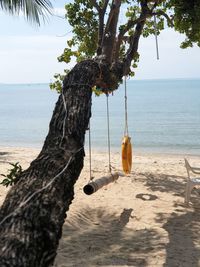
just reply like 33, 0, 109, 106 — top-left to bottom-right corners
0, 145, 199, 158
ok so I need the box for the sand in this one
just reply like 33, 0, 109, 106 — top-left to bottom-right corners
1, 146, 200, 267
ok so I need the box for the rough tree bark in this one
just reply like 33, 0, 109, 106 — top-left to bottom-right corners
0, 60, 100, 267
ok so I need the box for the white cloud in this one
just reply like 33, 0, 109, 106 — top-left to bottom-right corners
53, 8, 66, 17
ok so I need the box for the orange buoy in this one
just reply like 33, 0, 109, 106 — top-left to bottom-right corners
121, 136, 132, 174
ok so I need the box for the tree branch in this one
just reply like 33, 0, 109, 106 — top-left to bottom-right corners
101, 0, 122, 63
114, 0, 159, 61
122, 0, 149, 74
97, 11, 105, 55
102, 0, 109, 12
153, 10, 174, 27
93, 0, 110, 55
114, 15, 148, 61
149, 0, 158, 12
90, 0, 100, 12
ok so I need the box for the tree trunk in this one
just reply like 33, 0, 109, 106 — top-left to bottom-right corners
0, 60, 100, 267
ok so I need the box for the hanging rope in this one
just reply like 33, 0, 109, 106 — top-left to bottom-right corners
88, 121, 93, 182
154, 14, 159, 60
106, 94, 112, 173
87, 92, 112, 181
82, 92, 121, 196
121, 76, 132, 175
124, 76, 129, 136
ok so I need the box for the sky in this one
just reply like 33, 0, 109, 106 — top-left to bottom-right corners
0, 1, 200, 84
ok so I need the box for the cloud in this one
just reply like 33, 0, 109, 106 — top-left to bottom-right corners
53, 8, 66, 17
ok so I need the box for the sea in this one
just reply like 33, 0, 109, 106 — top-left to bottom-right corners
0, 79, 200, 155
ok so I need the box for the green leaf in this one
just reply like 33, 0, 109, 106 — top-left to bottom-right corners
0, 162, 23, 187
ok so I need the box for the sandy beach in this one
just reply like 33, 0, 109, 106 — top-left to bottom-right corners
1, 147, 200, 267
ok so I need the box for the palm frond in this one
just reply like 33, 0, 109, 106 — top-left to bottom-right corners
0, 0, 53, 25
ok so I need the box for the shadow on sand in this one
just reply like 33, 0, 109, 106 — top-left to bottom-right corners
0, 152, 11, 164
54, 207, 164, 267
138, 172, 187, 197
140, 171, 200, 267
54, 172, 200, 267
156, 207, 200, 267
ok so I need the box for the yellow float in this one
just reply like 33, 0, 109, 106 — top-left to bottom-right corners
122, 135, 132, 174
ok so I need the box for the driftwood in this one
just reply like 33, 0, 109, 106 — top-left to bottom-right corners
83, 172, 119, 195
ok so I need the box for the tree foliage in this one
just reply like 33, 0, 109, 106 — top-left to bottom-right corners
50, 0, 200, 93
0, 0, 52, 25
168, 0, 200, 48
0, 162, 23, 187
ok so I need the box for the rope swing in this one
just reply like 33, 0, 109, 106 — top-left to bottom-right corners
121, 76, 132, 175
154, 14, 159, 60
83, 76, 133, 195
88, 121, 93, 182
106, 94, 112, 173
83, 93, 120, 195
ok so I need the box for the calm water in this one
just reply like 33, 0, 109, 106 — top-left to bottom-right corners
0, 79, 200, 154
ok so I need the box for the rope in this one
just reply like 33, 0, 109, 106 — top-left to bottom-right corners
106, 94, 112, 173
88, 121, 93, 182
154, 14, 159, 60
124, 76, 129, 136
60, 92, 67, 146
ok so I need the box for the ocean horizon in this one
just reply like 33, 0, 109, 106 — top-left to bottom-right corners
0, 78, 200, 155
